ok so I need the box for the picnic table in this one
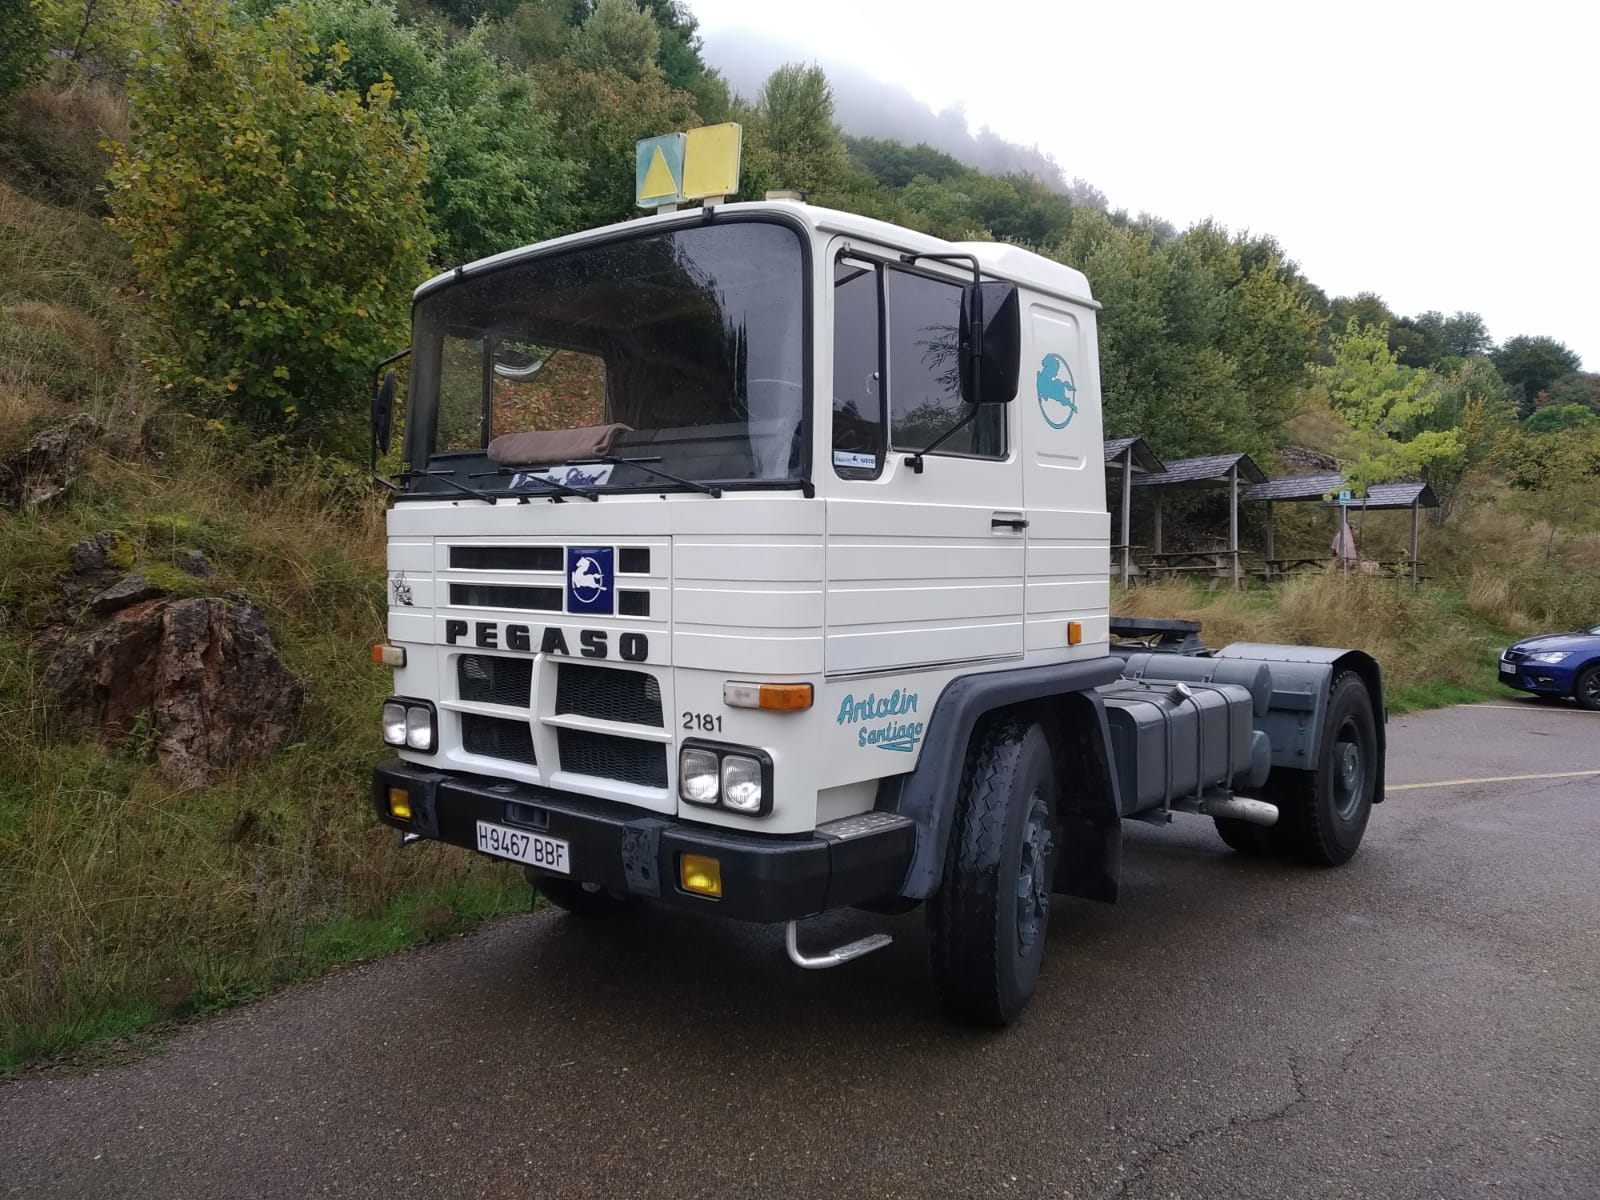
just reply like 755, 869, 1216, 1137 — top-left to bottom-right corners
1260, 555, 1333, 580
1142, 549, 1238, 580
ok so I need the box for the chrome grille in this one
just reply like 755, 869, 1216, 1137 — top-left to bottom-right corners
555, 664, 663, 727
457, 655, 533, 707
557, 730, 666, 788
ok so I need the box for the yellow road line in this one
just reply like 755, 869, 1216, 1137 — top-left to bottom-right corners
1389, 769, 1600, 792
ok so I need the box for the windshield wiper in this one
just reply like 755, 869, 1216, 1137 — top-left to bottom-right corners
404, 469, 498, 504
467, 466, 599, 502
579, 456, 723, 498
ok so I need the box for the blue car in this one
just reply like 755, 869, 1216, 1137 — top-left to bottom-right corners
1499, 624, 1600, 710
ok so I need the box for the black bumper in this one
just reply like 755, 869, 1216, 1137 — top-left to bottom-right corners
372, 760, 916, 923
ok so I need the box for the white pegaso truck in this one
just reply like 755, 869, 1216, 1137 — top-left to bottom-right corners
368, 194, 1386, 1025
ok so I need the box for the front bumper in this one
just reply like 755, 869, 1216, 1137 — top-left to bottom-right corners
1499, 660, 1577, 695
372, 760, 915, 923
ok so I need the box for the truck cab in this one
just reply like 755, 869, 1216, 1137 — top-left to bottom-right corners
372, 199, 1384, 1025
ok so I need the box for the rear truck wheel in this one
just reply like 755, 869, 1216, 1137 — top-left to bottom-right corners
527, 870, 639, 916
927, 718, 1060, 1027
1268, 671, 1378, 866
1576, 666, 1600, 712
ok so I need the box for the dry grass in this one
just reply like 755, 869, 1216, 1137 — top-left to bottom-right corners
0, 77, 129, 212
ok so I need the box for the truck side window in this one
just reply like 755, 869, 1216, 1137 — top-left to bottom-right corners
832, 258, 884, 478
885, 268, 1005, 459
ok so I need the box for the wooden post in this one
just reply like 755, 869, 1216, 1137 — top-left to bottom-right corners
1153, 492, 1163, 555
1229, 463, 1240, 588
1410, 498, 1420, 588
1120, 446, 1133, 587
1265, 502, 1276, 563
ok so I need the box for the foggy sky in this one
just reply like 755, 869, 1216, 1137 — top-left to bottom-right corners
693, 1, 1596, 368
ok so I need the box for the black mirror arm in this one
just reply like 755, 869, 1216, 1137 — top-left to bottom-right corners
903, 405, 981, 475
370, 347, 410, 491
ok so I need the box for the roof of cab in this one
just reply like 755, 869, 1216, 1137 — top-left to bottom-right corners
413, 200, 1098, 307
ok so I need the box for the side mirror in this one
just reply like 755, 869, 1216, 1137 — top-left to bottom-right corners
958, 281, 1021, 406
372, 369, 397, 457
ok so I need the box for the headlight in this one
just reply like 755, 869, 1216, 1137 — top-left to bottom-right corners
677, 743, 772, 816
1529, 651, 1571, 664
405, 704, 435, 751
382, 701, 407, 746
679, 748, 721, 805
720, 754, 764, 812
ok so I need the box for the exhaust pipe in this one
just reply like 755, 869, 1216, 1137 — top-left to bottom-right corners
1200, 796, 1279, 827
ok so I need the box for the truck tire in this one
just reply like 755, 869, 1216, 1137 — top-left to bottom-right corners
927, 718, 1060, 1027
1268, 671, 1378, 866
1575, 665, 1600, 712
1212, 816, 1273, 855
529, 871, 639, 916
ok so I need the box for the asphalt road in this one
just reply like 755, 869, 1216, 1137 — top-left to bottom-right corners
4, 699, 1599, 1199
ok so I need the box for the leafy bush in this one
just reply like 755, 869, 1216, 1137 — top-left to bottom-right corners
0, 0, 47, 107
106, 0, 431, 449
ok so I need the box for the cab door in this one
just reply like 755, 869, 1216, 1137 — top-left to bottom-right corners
1020, 299, 1110, 657
823, 243, 1025, 676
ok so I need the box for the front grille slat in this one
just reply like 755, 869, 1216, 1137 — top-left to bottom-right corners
458, 654, 533, 707
462, 714, 536, 764
451, 546, 562, 572
557, 729, 667, 788
555, 664, 663, 727
450, 583, 561, 611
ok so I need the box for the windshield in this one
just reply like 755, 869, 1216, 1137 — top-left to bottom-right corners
404, 219, 808, 495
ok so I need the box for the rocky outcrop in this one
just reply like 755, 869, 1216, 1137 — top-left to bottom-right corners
0, 414, 99, 508
46, 595, 305, 787
1278, 445, 1339, 473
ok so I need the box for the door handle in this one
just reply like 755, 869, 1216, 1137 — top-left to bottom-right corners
990, 515, 1029, 531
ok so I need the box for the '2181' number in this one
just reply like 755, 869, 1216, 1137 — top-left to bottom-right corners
682, 712, 723, 733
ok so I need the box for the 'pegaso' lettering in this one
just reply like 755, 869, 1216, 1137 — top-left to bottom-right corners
444, 619, 645, 663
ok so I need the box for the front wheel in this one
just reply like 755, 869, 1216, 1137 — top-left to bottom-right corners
927, 718, 1060, 1027
1575, 666, 1600, 712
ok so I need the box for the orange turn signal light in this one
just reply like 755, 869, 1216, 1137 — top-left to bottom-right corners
373, 643, 406, 667
723, 682, 814, 711
1067, 621, 1083, 646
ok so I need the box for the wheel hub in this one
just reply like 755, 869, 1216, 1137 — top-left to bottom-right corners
1016, 791, 1053, 953
1332, 722, 1364, 819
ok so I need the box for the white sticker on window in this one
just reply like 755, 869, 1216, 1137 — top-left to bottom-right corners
510, 463, 615, 490
833, 451, 879, 470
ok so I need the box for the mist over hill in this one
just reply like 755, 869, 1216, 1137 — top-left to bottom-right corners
701, 25, 1108, 208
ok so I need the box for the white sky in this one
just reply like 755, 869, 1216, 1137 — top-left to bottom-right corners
688, 0, 1598, 368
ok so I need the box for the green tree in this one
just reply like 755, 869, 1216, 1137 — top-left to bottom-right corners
746, 63, 846, 197
0, 0, 46, 106
1416, 356, 1517, 519
1320, 321, 1463, 493
1523, 402, 1599, 435
107, 0, 431, 448
570, 0, 659, 80
1543, 370, 1600, 416
1494, 334, 1583, 413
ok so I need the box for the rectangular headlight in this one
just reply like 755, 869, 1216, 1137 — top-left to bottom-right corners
720, 754, 764, 813
1529, 651, 1571, 664
382, 701, 407, 746
679, 747, 721, 805
405, 704, 435, 752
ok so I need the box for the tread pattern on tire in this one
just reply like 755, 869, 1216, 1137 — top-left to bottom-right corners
927, 716, 1040, 1027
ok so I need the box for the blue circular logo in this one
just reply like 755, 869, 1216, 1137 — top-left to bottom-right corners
1036, 353, 1078, 430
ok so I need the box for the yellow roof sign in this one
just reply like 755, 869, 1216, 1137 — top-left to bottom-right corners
635, 124, 743, 209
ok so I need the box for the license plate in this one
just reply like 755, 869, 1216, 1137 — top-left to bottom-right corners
475, 821, 569, 874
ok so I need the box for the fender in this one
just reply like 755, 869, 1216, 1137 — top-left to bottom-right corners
876, 657, 1124, 900
1213, 644, 1387, 804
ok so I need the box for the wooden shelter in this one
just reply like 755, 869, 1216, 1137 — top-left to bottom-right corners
1103, 437, 1165, 586
1242, 474, 1440, 586
1130, 453, 1267, 587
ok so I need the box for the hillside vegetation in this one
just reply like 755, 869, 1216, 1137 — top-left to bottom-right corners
1, 0, 1597, 1069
